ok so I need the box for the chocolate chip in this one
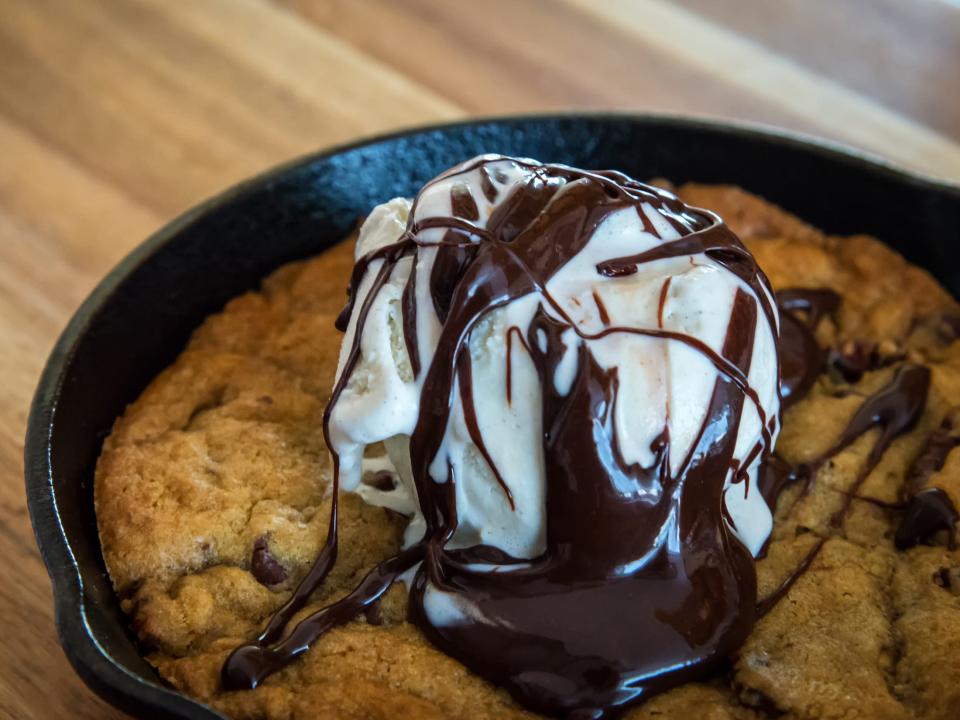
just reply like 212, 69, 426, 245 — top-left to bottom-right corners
257, 395, 274, 405
251, 535, 287, 586
934, 567, 952, 589
738, 686, 782, 715
895, 488, 959, 550
828, 341, 878, 383
934, 567, 960, 596
940, 315, 960, 342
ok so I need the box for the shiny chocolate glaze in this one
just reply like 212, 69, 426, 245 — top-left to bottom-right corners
775, 288, 840, 408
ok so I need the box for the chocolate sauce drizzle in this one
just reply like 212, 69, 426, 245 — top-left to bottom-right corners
752, 282, 956, 616
774, 287, 840, 408
754, 365, 930, 616
222, 157, 780, 717
896, 411, 960, 549
222, 157, 952, 717
753, 287, 835, 525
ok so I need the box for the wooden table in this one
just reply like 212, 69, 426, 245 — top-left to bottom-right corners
2, 1, 958, 717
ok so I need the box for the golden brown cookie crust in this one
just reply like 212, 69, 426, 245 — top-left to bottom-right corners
95, 185, 960, 719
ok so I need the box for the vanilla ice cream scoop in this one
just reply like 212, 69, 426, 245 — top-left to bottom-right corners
328, 156, 779, 559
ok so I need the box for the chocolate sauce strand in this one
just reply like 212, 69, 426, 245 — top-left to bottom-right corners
430, 234, 479, 323
479, 165, 498, 202
336, 239, 411, 331
826, 365, 930, 525
833, 365, 930, 459
657, 277, 672, 327
724, 289, 757, 364
777, 312, 823, 407
450, 183, 480, 221
775, 287, 841, 408
505, 327, 514, 406
401, 249, 421, 377
598, 233, 759, 305
223, 240, 403, 685
223, 545, 425, 690
592, 289, 611, 326
252, 471, 338, 648
458, 351, 516, 510
903, 413, 960, 496
414, 215, 488, 239
484, 168, 565, 244
756, 538, 825, 617
258, 260, 406, 640
226, 156, 781, 716
757, 455, 801, 511
776, 287, 841, 328
634, 203, 661, 237
504, 326, 531, 407
896, 412, 960, 548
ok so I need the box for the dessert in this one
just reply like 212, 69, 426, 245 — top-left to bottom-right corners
222, 157, 782, 716
95, 157, 960, 719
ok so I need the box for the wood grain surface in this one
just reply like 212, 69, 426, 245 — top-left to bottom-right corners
1, 1, 958, 718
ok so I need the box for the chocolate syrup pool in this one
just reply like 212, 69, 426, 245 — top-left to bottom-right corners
223, 157, 783, 717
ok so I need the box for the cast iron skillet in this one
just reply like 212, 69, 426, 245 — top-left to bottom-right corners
25, 114, 960, 719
